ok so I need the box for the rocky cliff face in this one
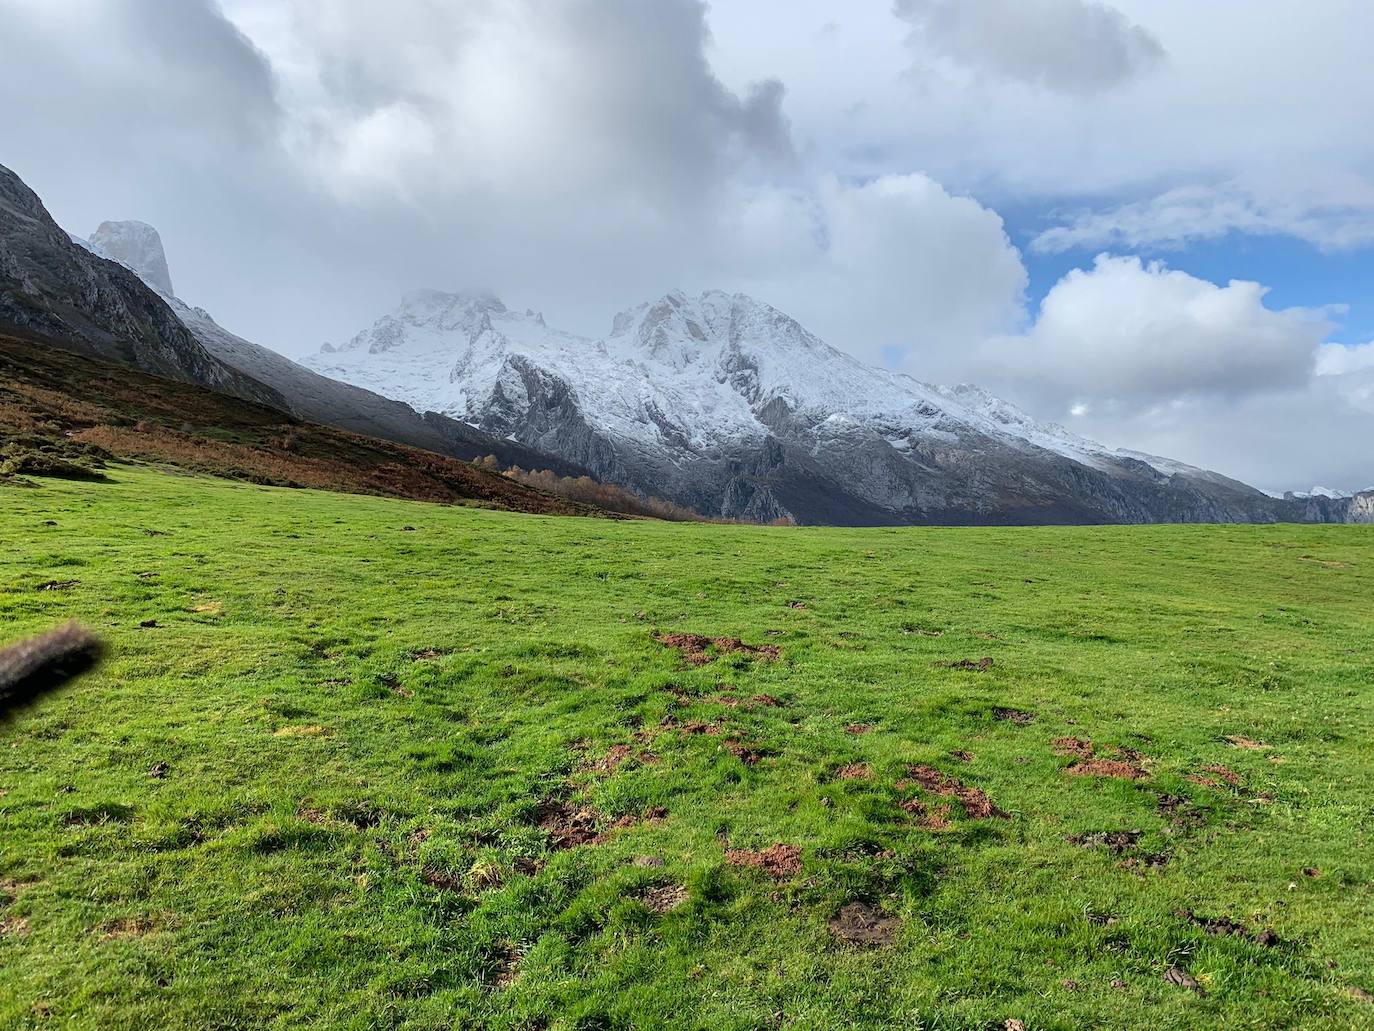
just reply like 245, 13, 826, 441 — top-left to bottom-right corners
0, 164, 280, 408
307, 288, 1330, 526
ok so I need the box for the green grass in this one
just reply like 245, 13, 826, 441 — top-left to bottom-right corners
2, 465, 1372, 1030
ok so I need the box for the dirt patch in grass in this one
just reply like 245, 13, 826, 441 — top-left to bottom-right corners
1067, 830, 1143, 854
942, 657, 994, 672
1066, 758, 1146, 780
1226, 735, 1270, 750
901, 624, 944, 637
724, 740, 771, 766
0, 915, 31, 937
950, 749, 975, 763
828, 902, 901, 946
1157, 793, 1204, 825
297, 799, 383, 830
36, 579, 80, 591
902, 764, 1008, 819
724, 843, 802, 879
487, 944, 520, 989
582, 743, 635, 774
411, 649, 447, 661
1177, 909, 1279, 947
671, 718, 723, 736
1052, 737, 1094, 758
62, 802, 134, 826
640, 883, 689, 914
534, 800, 603, 850
421, 867, 465, 892
845, 723, 875, 735
653, 631, 781, 666
607, 806, 668, 832
993, 707, 1035, 725
899, 799, 953, 830
1187, 763, 1243, 788
834, 762, 874, 781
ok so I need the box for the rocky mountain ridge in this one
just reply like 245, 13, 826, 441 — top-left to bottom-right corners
306, 287, 1373, 525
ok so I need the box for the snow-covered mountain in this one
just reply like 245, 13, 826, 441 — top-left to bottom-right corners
303, 287, 1307, 524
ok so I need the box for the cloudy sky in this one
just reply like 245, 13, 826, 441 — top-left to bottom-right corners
2, 0, 1371, 493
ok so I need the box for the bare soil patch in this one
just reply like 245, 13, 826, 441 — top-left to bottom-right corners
421, 867, 464, 892
582, 743, 635, 774
1177, 909, 1279, 947
1067, 830, 1143, 854
845, 723, 875, 735
902, 764, 1008, 819
1188, 763, 1243, 788
724, 843, 802, 879
653, 631, 781, 666
724, 740, 770, 766
828, 902, 901, 946
942, 657, 995, 672
640, 883, 689, 914
993, 707, 1035, 725
1052, 737, 1094, 758
834, 762, 874, 781
99, 915, 161, 940
899, 799, 953, 830
534, 800, 603, 850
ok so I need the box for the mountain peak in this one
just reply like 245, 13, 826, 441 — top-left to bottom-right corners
88, 220, 175, 298
400, 287, 506, 317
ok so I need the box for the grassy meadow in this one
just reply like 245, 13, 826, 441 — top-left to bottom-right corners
1, 465, 1372, 1029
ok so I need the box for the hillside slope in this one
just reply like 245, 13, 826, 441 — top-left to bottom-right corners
0, 166, 280, 409
0, 329, 595, 515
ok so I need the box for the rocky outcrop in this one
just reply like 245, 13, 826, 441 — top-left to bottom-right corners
0, 163, 281, 408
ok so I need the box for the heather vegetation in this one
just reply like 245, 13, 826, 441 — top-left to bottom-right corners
1, 465, 1372, 1030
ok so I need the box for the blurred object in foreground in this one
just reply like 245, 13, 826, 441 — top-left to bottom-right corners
0, 621, 105, 720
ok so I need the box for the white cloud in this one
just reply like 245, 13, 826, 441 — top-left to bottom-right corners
735, 174, 1028, 366
968, 257, 1371, 491
235, 0, 794, 206
1034, 176, 1374, 254
983, 255, 1331, 406
893, 0, 1164, 95
1316, 341, 1374, 378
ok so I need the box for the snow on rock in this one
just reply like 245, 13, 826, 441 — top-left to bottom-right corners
86, 221, 176, 299
306, 287, 1199, 479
